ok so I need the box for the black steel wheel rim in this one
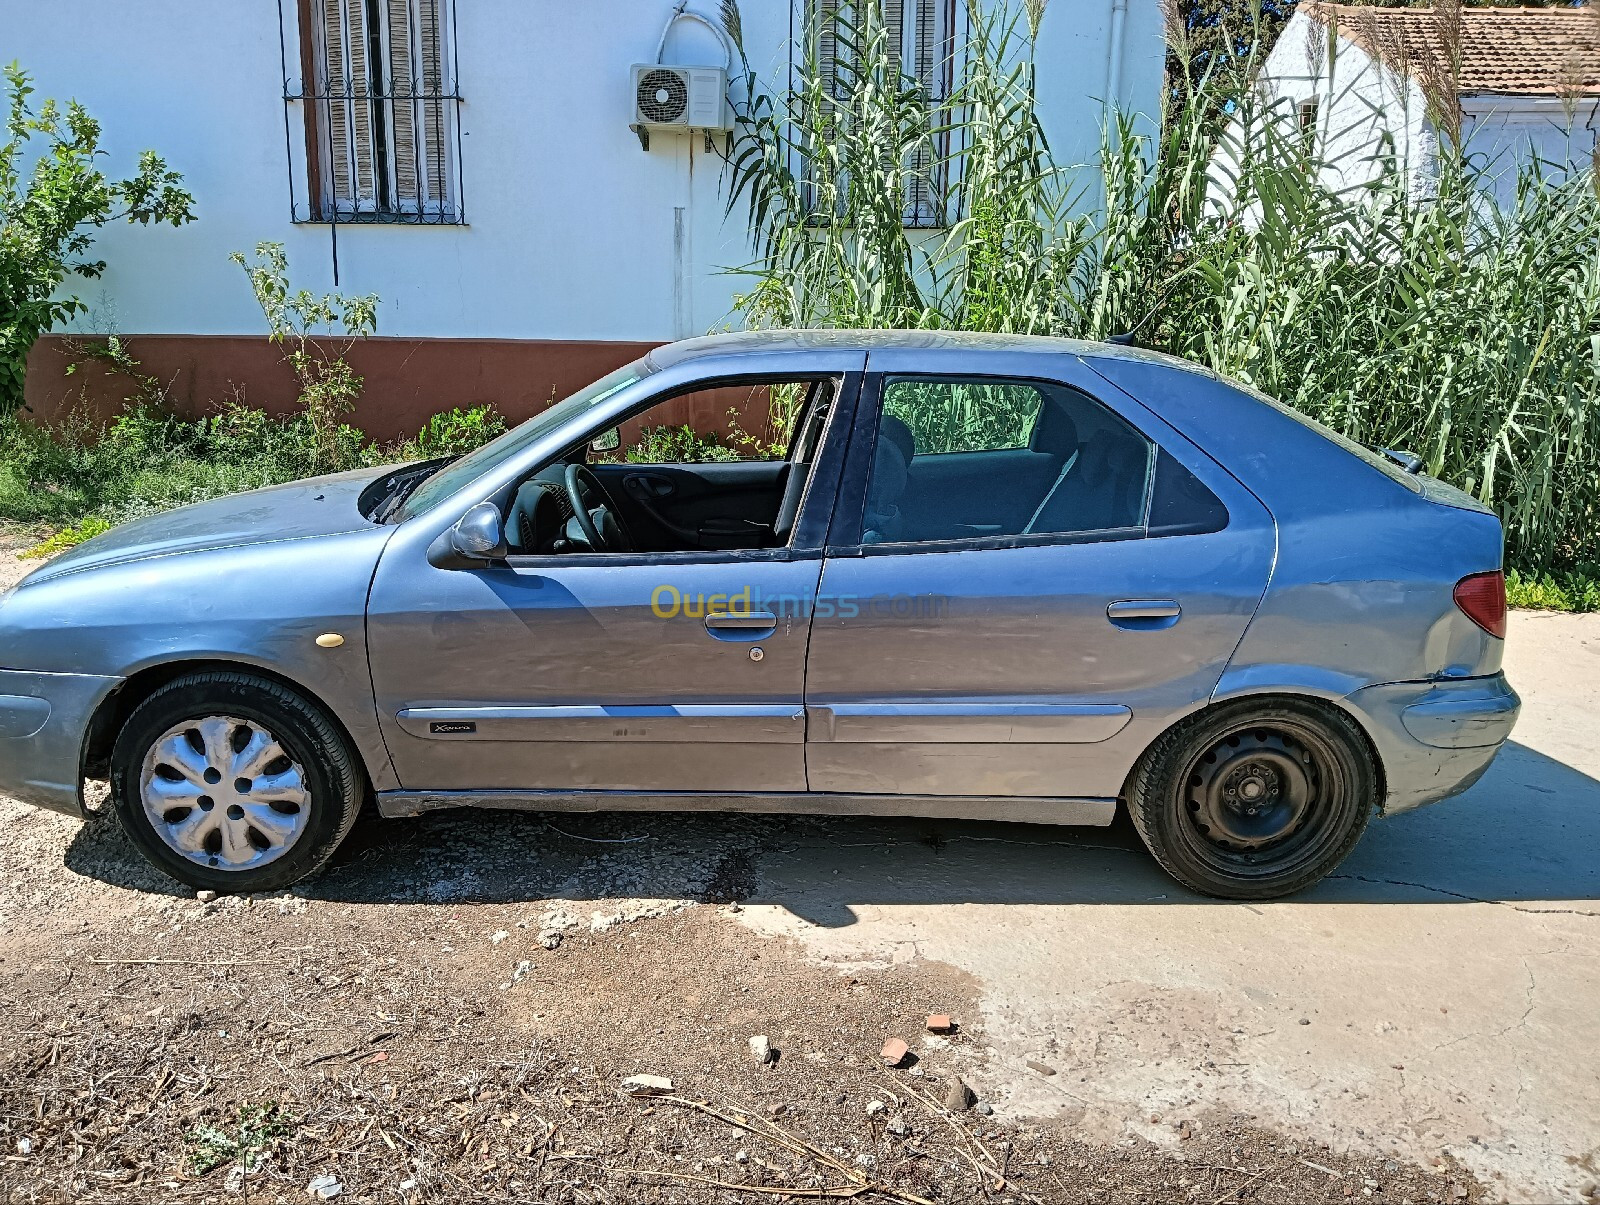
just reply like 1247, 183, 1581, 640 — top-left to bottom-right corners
1177, 720, 1351, 877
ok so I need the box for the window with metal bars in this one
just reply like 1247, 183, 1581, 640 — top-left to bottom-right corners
810, 0, 958, 228
294, 0, 463, 223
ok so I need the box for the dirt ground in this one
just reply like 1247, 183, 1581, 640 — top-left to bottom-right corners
0, 524, 1558, 1204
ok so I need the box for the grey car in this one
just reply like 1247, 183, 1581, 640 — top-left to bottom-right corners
0, 332, 1520, 899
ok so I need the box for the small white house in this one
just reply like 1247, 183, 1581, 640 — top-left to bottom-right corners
1248, 3, 1599, 205
13, 0, 1165, 437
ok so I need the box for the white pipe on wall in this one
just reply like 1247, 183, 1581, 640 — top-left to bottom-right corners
1105, 0, 1129, 115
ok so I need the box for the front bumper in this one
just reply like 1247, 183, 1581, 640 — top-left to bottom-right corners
0, 668, 122, 818
1346, 671, 1521, 814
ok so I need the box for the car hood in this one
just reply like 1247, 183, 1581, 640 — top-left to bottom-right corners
19, 466, 390, 588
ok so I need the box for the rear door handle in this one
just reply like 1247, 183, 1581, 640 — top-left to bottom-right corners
705, 610, 779, 638
1107, 599, 1181, 623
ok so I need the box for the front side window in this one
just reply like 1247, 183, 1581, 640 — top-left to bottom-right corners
860, 376, 1160, 545
301, 0, 462, 223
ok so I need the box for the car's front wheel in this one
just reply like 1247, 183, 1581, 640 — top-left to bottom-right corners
1126, 697, 1376, 900
110, 671, 364, 893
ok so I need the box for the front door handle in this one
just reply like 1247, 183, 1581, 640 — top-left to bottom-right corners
705, 610, 779, 639
1107, 599, 1182, 626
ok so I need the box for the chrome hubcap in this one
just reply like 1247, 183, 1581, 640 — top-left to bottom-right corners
139, 716, 310, 871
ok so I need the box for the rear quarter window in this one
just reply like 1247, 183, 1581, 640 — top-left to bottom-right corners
1147, 449, 1229, 536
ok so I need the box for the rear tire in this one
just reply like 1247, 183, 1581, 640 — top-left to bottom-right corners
1126, 697, 1376, 900
110, 671, 364, 893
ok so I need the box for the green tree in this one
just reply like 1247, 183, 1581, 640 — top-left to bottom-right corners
0, 62, 194, 415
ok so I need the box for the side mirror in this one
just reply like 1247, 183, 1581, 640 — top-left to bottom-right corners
589, 426, 621, 454
428, 501, 507, 568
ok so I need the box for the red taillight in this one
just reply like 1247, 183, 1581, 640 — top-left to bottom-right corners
1454, 570, 1507, 639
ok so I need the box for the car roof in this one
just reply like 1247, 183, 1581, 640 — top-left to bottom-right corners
646, 328, 1192, 369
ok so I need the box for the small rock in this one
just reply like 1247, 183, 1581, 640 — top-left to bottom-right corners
726, 901, 743, 913
748, 1035, 775, 1065
880, 1037, 910, 1067
866, 1100, 886, 1116
539, 931, 563, 951
621, 1074, 675, 1097
16, 1138, 32, 1155
1299, 1018, 1311, 1026
767, 1103, 787, 1118
1177, 1122, 1192, 1140
944, 1079, 975, 1112
490, 930, 509, 945
196, 890, 218, 903
306, 1173, 343, 1200
511, 960, 534, 984
399, 1180, 417, 1193
975, 1100, 994, 1116
1026, 1059, 1057, 1077
926, 1013, 954, 1033
887, 1116, 909, 1136
735, 1150, 749, 1164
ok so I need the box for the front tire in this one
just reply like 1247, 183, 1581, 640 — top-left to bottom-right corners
1126, 697, 1376, 900
110, 671, 364, 893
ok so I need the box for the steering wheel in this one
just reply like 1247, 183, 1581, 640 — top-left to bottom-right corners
563, 463, 634, 552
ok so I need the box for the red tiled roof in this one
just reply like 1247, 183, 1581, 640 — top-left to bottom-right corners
1305, 3, 1600, 96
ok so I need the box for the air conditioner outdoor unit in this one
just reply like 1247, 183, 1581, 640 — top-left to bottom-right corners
631, 64, 731, 151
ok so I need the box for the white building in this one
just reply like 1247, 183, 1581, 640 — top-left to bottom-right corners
13, 1, 1165, 438
1247, 3, 1599, 206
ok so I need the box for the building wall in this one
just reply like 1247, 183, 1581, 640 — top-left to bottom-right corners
1461, 96, 1600, 208
1249, 10, 1437, 199
12, 1, 1167, 430
1245, 12, 1597, 210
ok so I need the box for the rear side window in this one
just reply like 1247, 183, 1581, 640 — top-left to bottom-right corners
882, 378, 1042, 453
861, 376, 1155, 545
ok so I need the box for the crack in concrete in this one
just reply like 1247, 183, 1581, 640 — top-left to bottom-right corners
1328, 874, 1600, 917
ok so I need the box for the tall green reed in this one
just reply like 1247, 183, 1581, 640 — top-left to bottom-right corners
724, 1, 1600, 575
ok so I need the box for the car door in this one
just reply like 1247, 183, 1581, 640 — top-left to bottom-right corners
802, 348, 1275, 804
365, 353, 864, 797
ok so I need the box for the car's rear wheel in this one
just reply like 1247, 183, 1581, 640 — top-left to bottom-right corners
1126, 697, 1376, 899
110, 671, 364, 893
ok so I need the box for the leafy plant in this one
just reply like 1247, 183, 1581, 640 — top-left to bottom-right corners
397, 403, 508, 459
1505, 568, 1600, 614
231, 242, 378, 474
622, 424, 741, 463
0, 63, 193, 416
184, 1103, 292, 1176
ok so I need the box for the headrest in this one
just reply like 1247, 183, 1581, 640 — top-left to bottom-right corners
1030, 395, 1079, 458
869, 425, 909, 501
1080, 427, 1146, 486
879, 414, 916, 463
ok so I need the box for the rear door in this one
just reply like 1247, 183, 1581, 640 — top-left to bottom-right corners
802, 349, 1275, 804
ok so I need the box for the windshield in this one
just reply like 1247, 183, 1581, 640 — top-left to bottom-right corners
394, 360, 651, 520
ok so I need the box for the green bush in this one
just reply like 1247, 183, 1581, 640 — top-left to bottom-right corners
622, 424, 741, 463
397, 403, 508, 460
1505, 568, 1600, 614
0, 400, 506, 554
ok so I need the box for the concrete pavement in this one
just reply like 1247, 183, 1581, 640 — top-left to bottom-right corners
735, 611, 1600, 1203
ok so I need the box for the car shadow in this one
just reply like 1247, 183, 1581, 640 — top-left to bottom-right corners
60, 740, 1600, 924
